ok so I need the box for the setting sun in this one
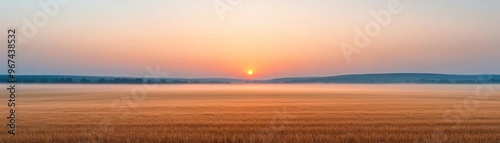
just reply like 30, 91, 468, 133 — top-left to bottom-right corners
247, 70, 253, 75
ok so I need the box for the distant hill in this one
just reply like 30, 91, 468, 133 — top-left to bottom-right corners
1, 73, 500, 84
267, 73, 500, 84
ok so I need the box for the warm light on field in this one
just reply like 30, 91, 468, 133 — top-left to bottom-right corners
2, 84, 500, 142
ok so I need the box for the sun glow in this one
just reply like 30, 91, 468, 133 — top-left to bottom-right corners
247, 70, 253, 75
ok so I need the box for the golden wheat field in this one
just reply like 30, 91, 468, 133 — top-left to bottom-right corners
1, 84, 500, 143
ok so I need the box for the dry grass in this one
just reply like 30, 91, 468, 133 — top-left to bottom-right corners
1, 84, 500, 143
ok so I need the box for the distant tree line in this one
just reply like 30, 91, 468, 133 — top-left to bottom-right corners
11, 77, 500, 84
369, 78, 500, 84
17, 77, 230, 84
277, 78, 500, 84
413, 78, 500, 84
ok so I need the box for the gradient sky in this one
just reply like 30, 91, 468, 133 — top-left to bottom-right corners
1, 0, 499, 79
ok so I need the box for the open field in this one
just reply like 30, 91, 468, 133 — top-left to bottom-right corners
1, 84, 500, 143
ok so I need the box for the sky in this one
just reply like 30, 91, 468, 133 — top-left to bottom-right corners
0, 0, 499, 79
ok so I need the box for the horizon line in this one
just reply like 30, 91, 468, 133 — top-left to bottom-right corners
5, 72, 500, 80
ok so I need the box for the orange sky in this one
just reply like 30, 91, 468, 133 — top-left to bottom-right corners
1, 0, 500, 79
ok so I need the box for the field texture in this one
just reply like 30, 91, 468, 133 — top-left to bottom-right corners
1, 84, 499, 143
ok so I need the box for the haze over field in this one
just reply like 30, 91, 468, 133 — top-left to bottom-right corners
1, 1, 500, 79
